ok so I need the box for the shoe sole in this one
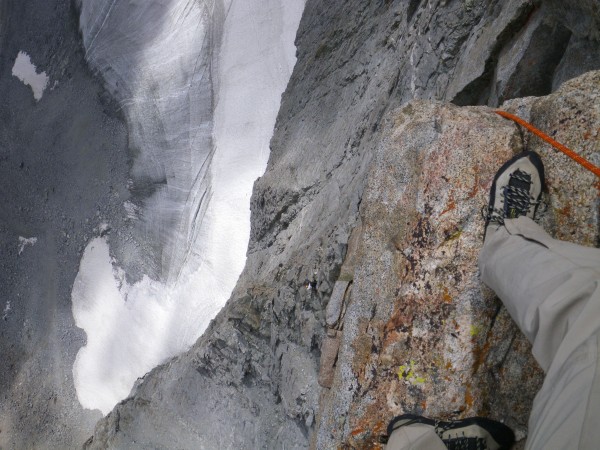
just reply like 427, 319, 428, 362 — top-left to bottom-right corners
387, 413, 515, 450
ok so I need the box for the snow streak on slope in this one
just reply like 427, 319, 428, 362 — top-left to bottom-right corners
207, 0, 306, 319
72, 0, 304, 414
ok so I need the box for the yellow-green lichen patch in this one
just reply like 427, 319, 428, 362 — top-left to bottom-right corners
397, 360, 427, 385
469, 324, 483, 337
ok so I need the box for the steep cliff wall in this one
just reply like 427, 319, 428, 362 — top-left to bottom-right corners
85, 0, 600, 448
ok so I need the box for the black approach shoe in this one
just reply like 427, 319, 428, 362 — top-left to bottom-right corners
386, 414, 515, 450
483, 151, 545, 239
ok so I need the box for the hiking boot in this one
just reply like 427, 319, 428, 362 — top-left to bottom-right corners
386, 414, 515, 450
483, 151, 545, 240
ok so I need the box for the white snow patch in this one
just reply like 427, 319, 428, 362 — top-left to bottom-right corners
72, 237, 227, 414
72, 0, 305, 414
18, 236, 38, 255
12, 51, 49, 101
2, 301, 11, 320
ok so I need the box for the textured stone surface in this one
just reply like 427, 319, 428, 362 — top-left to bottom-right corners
318, 330, 341, 388
552, 36, 600, 91
315, 101, 536, 448
326, 280, 350, 327
316, 74, 600, 449
488, 6, 571, 106
83, 0, 600, 447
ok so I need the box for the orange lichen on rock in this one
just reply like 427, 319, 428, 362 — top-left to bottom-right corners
440, 197, 456, 216
384, 304, 414, 334
442, 287, 453, 304
464, 384, 475, 409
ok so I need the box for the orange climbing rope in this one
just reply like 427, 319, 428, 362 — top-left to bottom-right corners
495, 110, 600, 178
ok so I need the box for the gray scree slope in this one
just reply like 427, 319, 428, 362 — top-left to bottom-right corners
0, 0, 129, 448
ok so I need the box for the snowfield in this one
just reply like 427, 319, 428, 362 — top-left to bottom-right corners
72, 0, 305, 414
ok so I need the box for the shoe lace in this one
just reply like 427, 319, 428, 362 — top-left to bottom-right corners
443, 435, 488, 450
482, 170, 541, 226
434, 422, 489, 450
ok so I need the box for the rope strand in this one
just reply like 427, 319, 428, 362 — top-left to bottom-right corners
495, 110, 600, 178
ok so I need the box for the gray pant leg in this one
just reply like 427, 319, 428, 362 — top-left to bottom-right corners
385, 423, 447, 450
479, 217, 600, 449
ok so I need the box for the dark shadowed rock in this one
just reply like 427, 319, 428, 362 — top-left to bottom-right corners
552, 37, 600, 91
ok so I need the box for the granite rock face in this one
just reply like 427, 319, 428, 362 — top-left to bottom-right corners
316, 72, 599, 448
316, 101, 532, 447
84, 0, 600, 448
